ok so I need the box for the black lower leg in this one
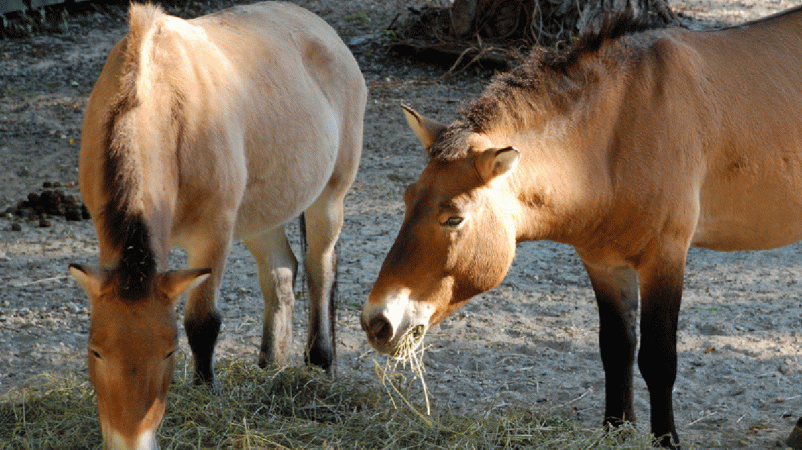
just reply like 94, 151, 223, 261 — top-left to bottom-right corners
185, 310, 222, 385
306, 268, 337, 375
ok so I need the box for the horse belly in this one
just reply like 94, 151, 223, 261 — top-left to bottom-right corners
189, 4, 362, 239
234, 115, 341, 238
693, 178, 802, 251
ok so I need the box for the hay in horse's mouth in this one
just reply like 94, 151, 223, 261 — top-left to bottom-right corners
375, 324, 432, 419
391, 324, 426, 360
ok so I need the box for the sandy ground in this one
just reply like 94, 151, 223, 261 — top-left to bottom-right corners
2, 0, 802, 448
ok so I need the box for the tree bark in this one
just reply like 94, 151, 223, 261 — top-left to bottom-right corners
448, 0, 676, 41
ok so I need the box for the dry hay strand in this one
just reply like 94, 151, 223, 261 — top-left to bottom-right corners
388, 0, 677, 71
0, 358, 385, 450
374, 325, 432, 423
0, 374, 99, 449
1, 355, 658, 449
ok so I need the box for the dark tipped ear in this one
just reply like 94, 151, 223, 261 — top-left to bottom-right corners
476, 147, 520, 182
69, 264, 109, 299
402, 104, 446, 150
157, 268, 211, 304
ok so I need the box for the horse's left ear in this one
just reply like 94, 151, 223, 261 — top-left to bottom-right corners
157, 268, 212, 304
476, 146, 520, 182
401, 104, 446, 151
69, 264, 109, 299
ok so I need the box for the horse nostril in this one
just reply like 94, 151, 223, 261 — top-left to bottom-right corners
367, 315, 393, 342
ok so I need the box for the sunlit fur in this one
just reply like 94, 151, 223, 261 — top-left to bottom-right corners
72, 2, 365, 449
363, 6, 802, 447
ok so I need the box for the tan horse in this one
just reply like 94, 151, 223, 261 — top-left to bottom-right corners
362, 6, 802, 448
69, 2, 365, 449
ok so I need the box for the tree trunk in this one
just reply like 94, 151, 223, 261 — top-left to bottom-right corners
575, 0, 676, 35
448, 0, 676, 42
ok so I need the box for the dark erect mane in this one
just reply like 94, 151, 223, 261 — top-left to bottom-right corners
99, 5, 161, 302
429, 12, 663, 162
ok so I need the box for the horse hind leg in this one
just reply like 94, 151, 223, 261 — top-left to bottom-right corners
244, 227, 298, 369
301, 194, 345, 376
302, 103, 362, 376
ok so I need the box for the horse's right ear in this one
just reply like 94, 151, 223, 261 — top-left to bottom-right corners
69, 264, 109, 299
402, 104, 446, 151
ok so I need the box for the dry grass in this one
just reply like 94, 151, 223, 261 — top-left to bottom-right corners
376, 325, 432, 421
0, 356, 656, 449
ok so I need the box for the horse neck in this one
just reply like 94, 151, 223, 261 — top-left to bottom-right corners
102, 97, 178, 268
503, 57, 630, 245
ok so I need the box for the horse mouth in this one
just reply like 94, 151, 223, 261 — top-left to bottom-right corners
391, 324, 426, 359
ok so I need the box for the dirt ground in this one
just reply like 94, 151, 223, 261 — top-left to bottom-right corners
2, 0, 802, 448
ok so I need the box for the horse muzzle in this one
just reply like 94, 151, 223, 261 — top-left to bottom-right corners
101, 428, 158, 450
361, 290, 431, 357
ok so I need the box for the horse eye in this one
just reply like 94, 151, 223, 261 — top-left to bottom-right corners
442, 216, 463, 227
164, 351, 175, 360
91, 350, 102, 359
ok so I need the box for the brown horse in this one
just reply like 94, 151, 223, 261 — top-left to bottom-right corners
69, 2, 365, 449
361, 6, 802, 448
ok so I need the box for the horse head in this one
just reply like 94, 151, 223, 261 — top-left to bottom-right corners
361, 106, 521, 356
70, 264, 208, 450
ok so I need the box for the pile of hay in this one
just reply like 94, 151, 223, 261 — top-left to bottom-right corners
389, 0, 677, 70
1, 357, 656, 449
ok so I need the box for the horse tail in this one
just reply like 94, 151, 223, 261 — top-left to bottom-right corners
299, 213, 308, 271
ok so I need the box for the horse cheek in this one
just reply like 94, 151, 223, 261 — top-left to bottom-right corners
473, 217, 515, 293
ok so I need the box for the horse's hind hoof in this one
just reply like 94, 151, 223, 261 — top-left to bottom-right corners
305, 346, 335, 377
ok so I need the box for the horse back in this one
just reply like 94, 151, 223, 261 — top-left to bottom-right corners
547, 8, 802, 259
183, 2, 367, 233
80, 2, 365, 253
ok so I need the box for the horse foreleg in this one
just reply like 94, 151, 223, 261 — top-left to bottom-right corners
637, 255, 685, 448
583, 263, 639, 429
302, 197, 343, 376
244, 227, 298, 369
183, 235, 231, 385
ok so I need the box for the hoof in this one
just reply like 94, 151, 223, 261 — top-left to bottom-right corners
192, 368, 215, 387
305, 346, 335, 377
656, 434, 680, 449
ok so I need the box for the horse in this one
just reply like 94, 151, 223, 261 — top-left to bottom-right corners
68, 2, 365, 449
361, 6, 802, 448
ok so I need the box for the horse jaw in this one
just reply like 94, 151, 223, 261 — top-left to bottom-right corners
361, 287, 434, 356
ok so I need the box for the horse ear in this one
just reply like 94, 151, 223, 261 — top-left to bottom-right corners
476, 147, 520, 182
69, 264, 109, 299
402, 104, 446, 150
157, 268, 211, 304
